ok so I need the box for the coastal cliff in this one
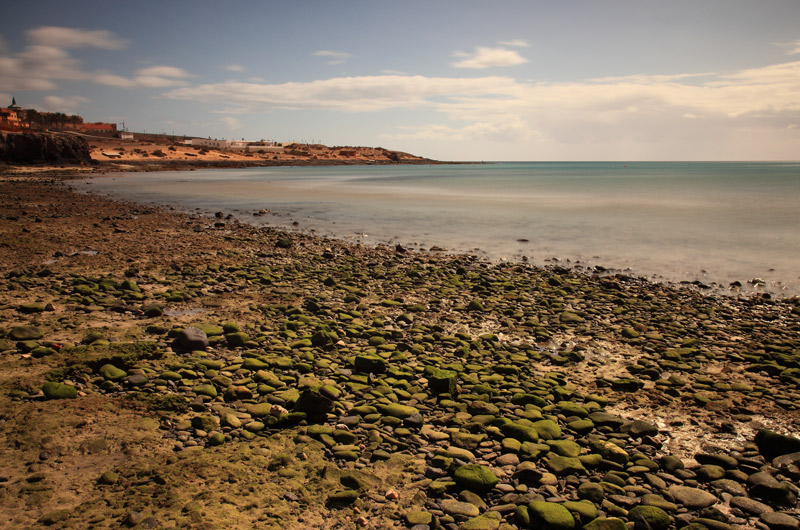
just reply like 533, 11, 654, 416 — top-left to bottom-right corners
0, 131, 92, 165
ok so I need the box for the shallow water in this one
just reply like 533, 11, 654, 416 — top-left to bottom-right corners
77, 162, 800, 297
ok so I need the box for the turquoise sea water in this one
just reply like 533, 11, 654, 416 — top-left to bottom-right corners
78, 162, 800, 296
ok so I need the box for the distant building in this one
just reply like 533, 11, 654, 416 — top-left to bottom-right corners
120, 132, 134, 140
187, 138, 232, 149
0, 97, 28, 131
81, 122, 117, 134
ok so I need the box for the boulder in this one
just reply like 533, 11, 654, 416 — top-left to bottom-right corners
454, 464, 499, 492
41, 382, 77, 399
526, 501, 575, 530
756, 429, 800, 460
175, 327, 208, 351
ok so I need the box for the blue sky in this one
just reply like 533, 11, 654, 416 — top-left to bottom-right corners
2, 0, 800, 160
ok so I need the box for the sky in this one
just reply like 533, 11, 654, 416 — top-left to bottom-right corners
2, 1, 800, 161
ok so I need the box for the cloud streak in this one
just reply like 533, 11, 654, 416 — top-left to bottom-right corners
452, 46, 528, 69
313, 50, 353, 65
27, 26, 130, 50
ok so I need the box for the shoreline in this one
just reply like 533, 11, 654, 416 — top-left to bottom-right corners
76, 165, 796, 301
1, 172, 799, 529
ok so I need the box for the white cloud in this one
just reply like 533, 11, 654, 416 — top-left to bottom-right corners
165, 75, 518, 112
225, 64, 246, 72
221, 116, 243, 131
41, 95, 90, 113
452, 46, 528, 69
166, 56, 800, 159
313, 50, 353, 65
137, 65, 191, 78
27, 26, 129, 50
0, 26, 190, 91
498, 39, 529, 48
786, 39, 800, 55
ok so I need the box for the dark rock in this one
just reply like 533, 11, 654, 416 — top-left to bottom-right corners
756, 430, 800, 460
620, 420, 659, 437
9, 325, 43, 341
748, 472, 797, 508
294, 389, 333, 418
175, 327, 208, 351
0, 131, 92, 164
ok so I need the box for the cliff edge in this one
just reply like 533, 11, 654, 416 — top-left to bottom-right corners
0, 131, 92, 165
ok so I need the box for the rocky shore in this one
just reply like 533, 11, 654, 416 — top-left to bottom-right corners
1, 173, 799, 530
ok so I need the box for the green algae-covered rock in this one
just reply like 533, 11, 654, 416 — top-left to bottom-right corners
563, 500, 598, 524
42, 381, 78, 399
405, 510, 433, 526
225, 332, 250, 348
461, 511, 502, 530
99, 364, 127, 381
354, 354, 386, 374
578, 481, 605, 503
501, 421, 540, 442
10, 325, 43, 341
193, 384, 218, 398
533, 419, 562, 440
380, 403, 418, 419
547, 439, 582, 457
426, 367, 457, 395
527, 501, 575, 530
546, 455, 587, 475
583, 517, 628, 530
207, 431, 225, 446
627, 505, 670, 530
454, 464, 499, 492
242, 357, 269, 370
327, 489, 359, 506
191, 415, 219, 431
591, 440, 629, 465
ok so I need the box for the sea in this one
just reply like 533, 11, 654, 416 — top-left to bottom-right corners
77, 162, 800, 298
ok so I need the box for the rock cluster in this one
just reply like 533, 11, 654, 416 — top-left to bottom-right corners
1, 176, 799, 529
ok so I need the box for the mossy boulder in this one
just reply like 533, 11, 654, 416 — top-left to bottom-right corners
583, 517, 628, 530
426, 367, 457, 395
99, 364, 127, 381
10, 325, 43, 341
191, 415, 219, 431
501, 421, 540, 442
380, 403, 419, 419
225, 332, 250, 348
591, 440, 629, 465
627, 505, 671, 530
526, 501, 575, 530
454, 464, 499, 492
193, 384, 218, 398
461, 511, 502, 530
354, 354, 386, 374
533, 419, 562, 440
42, 381, 78, 399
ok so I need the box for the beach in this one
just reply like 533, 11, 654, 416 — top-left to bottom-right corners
1, 171, 799, 530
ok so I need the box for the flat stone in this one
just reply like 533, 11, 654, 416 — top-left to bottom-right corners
668, 485, 719, 509
441, 499, 480, 518
760, 512, 800, 530
730, 496, 773, 516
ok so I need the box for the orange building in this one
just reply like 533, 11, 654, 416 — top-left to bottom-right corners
81, 122, 117, 133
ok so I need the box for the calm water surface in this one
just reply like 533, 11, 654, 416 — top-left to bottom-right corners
77, 162, 800, 297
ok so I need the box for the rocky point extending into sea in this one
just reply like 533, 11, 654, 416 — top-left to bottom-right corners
0, 172, 798, 530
